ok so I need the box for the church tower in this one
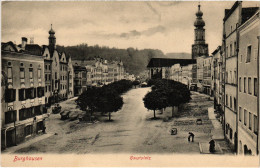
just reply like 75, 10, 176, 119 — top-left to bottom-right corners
48, 24, 56, 55
192, 4, 208, 59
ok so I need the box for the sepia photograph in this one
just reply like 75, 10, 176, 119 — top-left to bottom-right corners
1, 0, 260, 167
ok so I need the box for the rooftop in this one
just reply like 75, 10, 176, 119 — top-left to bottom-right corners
147, 58, 196, 68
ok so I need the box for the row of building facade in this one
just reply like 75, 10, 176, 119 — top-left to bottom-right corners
147, 2, 260, 155
1, 26, 132, 150
212, 2, 259, 155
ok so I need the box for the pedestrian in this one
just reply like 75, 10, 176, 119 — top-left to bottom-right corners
209, 139, 215, 153
188, 132, 195, 142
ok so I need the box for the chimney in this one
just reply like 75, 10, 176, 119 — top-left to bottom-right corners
30, 37, 34, 44
21, 37, 27, 49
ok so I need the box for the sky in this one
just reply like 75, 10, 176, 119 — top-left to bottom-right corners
1, 1, 260, 55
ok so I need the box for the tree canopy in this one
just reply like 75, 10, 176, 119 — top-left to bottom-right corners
143, 90, 168, 118
144, 79, 191, 118
76, 79, 133, 121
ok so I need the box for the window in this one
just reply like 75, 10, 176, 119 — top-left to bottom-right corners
38, 69, 41, 79
226, 72, 228, 83
244, 77, 246, 93
24, 125, 33, 136
230, 128, 233, 140
234, 98, 237, 112
35, 105, 43, 116
239, 77, 241, 92
45, 86, 48, 93
19, 89, 26, 101
246, 45, 251, 63
254, 78, 258, 96
29, 68, 33, 79
7, 67, 12, 79
239, 107, 242, 122
230, 44, 232, 57
37, 87, 44, 97
234, 41, 237, 54
19, 108, 33, 121
45, 74, 47, 81
244, 109, 247, 126
55, 72, 57, 80
226, 94, 228, 106
226, 46, 229, 58
45, 65, 47, 70
5, 110, 17, 124
5, 89, 16, 102
226, 124, 229, 134
249, 112, 252, 130
248, 77, 251, 94
234, 71, 237, 84
230, 96, 232, 109
26, 88, 36, 99
20, 68, 25, 79
254, 115, 258, 134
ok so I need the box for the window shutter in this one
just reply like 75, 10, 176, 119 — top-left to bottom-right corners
25, 88, 30, 99
12, 89, 16, 102
34, 88, 37, 98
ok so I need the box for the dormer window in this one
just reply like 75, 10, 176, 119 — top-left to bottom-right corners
29, 68, 33, 79
20, 68, 25, 79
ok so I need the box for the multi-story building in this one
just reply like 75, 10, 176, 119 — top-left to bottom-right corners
102, 60, 108, 85
222, 1, 259, 153
196, 56, 205, 92
147, 58, 196, 80
212, 46, 222, 112
42, 45, 52, 106
73, 65, 87, 96
237, 10, 259, 155
223, 2, 241, 151
108, 64, 115, 83
202, 56, 212, 95
1, 50, 47, 149
191, 64, 197, 90
59, 52, 68, 100
67, 55, 74, 99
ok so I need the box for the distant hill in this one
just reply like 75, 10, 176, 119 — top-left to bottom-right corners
56, 44, 165, 76
165, 52, 191, 59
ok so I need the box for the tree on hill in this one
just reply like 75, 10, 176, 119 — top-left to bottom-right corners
143, 90, 168, 119
56, 44, 165, 76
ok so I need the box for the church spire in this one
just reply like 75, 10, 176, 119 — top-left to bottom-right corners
191, 3, 209, 59
48, 24, 56, 55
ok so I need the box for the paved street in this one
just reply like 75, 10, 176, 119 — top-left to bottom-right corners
14, 88, 230, 154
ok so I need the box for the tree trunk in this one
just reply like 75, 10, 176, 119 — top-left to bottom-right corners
172, 106, 179, 117
154, 110, 156, 119
109, 112, 111, 121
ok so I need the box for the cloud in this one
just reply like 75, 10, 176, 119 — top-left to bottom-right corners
92, 25, 167, 40
145, 2, 161, 21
